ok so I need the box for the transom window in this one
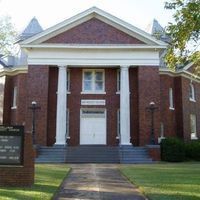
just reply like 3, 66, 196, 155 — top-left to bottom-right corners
82, 69, 105, 93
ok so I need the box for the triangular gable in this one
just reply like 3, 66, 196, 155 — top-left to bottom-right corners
20, 7, 167, 46
43, 18, 145, 44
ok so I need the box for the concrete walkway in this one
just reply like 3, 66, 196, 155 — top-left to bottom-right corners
54, 164, 147, 200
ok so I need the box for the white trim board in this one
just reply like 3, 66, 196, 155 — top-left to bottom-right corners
24, 47, 161, 66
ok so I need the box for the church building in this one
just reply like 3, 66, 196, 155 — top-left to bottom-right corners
0, 7, 199, 163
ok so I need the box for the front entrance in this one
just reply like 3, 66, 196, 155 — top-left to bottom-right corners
80, 109, 106, 145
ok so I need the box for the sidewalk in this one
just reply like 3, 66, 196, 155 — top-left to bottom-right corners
54, 164, 147, 200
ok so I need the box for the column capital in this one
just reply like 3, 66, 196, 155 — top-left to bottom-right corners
58, 65, 67, 69
120, 65, 129, 70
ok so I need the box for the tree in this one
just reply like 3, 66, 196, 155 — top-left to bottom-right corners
0, 15, 17, 55
165, 0, 200, 71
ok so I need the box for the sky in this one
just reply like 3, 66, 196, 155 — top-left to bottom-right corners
0, 0, 175, 33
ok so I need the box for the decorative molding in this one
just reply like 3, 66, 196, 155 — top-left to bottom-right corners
0, 67, 28, 77
21, 44, 166, 49
159, 68, 200, 83
23, 46, 160, 66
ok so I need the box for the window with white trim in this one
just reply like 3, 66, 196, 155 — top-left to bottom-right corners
169, 88, 174, 110
117, 109, 120, 139
66, 109, 70, 139
82, 69, 105, 93
190, 114, 198, 139
12, 86, 17, 109
189, 83, 195, 101
66, 70, 70, 92
117, 69, 120, 92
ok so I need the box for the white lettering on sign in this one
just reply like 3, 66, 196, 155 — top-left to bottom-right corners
81, 100, 106, 106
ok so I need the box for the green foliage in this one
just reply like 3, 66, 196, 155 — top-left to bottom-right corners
0, 16, 17, 55
121, 163, 200, 200
185, 140, 200, 161
164, 0, 200, 70
161, 137, 185, 162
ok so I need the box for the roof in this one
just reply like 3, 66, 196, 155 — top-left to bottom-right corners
146, 19, 170, 43
18, 17, 43, 41
20, 7, 167, 47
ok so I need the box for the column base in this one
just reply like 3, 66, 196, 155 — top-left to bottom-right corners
54, 143, 67, 147
120, 143, 132, 146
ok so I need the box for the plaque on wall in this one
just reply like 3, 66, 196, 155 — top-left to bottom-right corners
81, 99, 106, 106
0, 126, 24, 165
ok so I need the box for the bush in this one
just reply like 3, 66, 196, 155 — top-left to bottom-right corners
161, 137, 185, 162
185, 140, 200, 161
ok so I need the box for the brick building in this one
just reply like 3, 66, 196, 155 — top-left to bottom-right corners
0, 7, 199, 162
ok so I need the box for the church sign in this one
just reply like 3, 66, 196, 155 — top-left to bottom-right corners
0, 126, 24, 165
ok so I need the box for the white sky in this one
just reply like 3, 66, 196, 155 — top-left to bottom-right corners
0, 0, 174, 33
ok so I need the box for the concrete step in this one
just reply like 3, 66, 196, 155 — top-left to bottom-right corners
119, 146, 153, 164
36, 145, 153, 164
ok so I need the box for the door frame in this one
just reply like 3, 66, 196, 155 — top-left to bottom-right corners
80, 108, 107, 145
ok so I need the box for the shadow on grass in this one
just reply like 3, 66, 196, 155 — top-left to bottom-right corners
0, 184, 58, 200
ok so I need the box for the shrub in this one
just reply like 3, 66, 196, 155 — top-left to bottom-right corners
185, 140, 200, 161
161, 137, 185, 162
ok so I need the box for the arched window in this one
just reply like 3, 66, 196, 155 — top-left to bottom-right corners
189, 83, 195, 101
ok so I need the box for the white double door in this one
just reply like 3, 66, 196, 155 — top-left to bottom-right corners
80, 109, 106, 145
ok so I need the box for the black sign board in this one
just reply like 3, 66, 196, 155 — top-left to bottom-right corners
0, 126, 24, 165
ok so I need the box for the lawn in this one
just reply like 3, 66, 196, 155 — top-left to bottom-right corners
121, 163, 200, 200
0, 164, 70, 200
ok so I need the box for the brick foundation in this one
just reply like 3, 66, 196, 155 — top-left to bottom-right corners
147, 145, 161, 161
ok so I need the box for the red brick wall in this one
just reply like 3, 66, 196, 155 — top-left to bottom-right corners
0, 133, 34, 187
181, 77, 200, 141
130, 68, 139, 145
160, 75, 177, 137
137, 66, 161, 146
174, 77, 184, 138
67, 68, 120, 146
47, 67, 58, 146
44, 18, 145, 44
160, 75, 200, 141
25, 66, 49, 146
3, 76, 12, 124
3, 74, 27, 126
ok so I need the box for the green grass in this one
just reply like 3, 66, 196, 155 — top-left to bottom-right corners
121, 163, 200, 200
0, 164, 70, 200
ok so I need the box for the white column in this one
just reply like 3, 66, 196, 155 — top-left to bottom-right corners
55, 66, 67, 145
120, 65, 131, 145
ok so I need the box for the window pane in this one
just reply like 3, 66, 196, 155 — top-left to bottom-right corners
95, 81, 103, 91
117, 70, 120, 91
84, 81, 92, 91
190, 114, 196, 137
95, 72, 103, 81
84, 72, 92, 80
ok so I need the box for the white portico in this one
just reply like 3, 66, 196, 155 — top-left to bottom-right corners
20, 7, 166, 146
